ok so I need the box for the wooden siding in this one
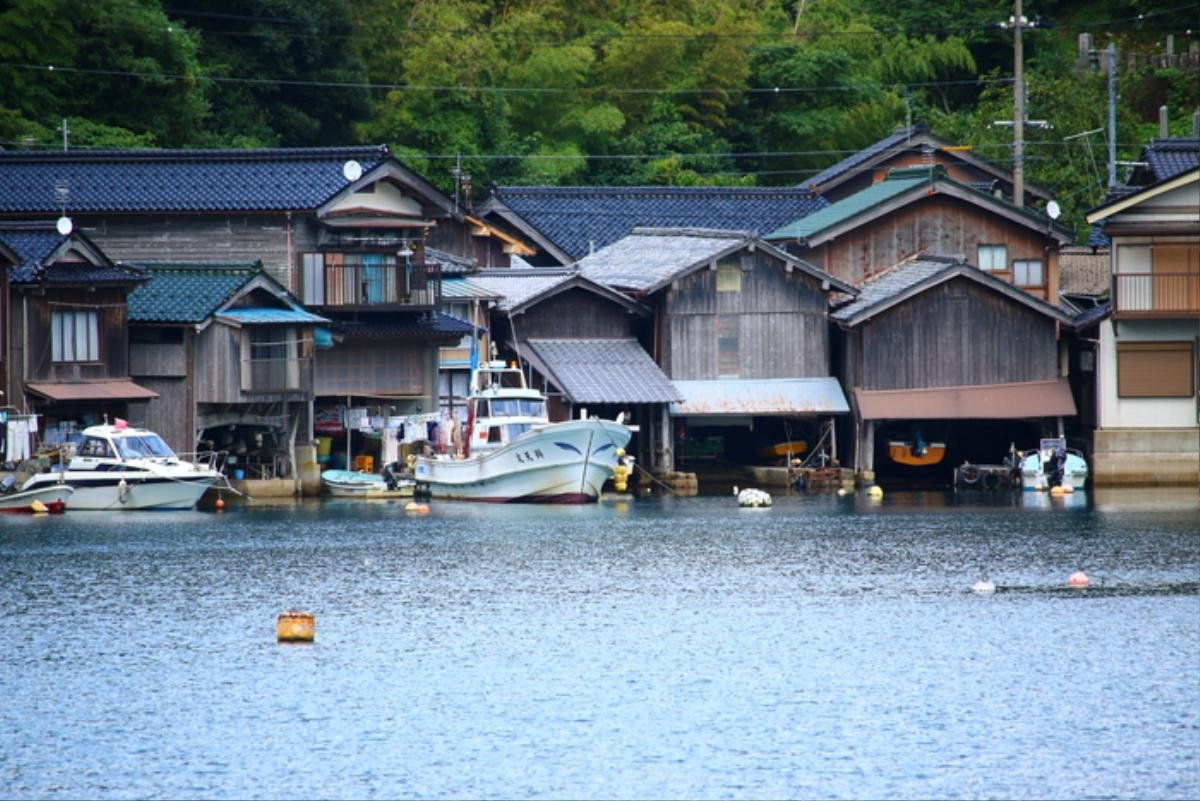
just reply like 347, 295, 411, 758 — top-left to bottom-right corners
512, 288, 637, 339
130, 341, 188, 377
803, 195, 1060, 303
22, 289, 130, 382
314, 340, 425, 397
195, 322, 243, 403
857, 277, 1059, 390
661, 250, 830, 379
127, 377, 191, 453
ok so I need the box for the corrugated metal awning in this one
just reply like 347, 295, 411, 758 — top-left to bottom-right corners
217, 307, 329, 325
523, 338, 681, 404
855, 379, 1077, 420
669, 378, 849, 416
27, 380, 159, 401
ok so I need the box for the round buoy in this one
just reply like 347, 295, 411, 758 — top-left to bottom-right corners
416, 503, 430, 514
29, 499, 49, 515
405, 501, 419, 513
276, 610, 315, 643
1050, 485, 1067, 496
215, 497, 225, 510
972, 580, 996, 594
1068, 571, 1090, 587
837, 487, 850, 497
867, 485, 884, 498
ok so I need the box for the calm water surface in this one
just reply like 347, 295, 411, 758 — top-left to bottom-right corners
2, 490, 1198, 800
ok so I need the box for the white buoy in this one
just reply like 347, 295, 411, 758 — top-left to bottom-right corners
734, 486, 772, 507
866, 485, 884, 498
972, 580, 996, 594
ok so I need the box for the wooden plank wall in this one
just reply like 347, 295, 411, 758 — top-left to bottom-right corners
806, 196, 1059, 303
858, 277, 1059, 390
314, 340, 426, 397
24, 289, 130, 382
195, 322, 243, 403
512, 288, 637, 339
126, 377, 191, 453
662, 250, 830, 379
130, 341, 188, 377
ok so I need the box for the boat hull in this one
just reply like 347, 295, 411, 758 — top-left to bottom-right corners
414, 419, 631, 503
1020, 451, 1089, 491
888, 441, 946, 467
0, 484, 74, 514
321, 469, 414, 498
21, 470, 218, 510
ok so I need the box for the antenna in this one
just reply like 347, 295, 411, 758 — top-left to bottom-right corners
54, 179, 72, 235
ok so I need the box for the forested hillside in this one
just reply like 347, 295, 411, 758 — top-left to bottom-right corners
1, 0, 1196, 239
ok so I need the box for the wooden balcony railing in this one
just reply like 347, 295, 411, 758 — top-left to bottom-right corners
307, 258, 440, 309
1114, 272, 1200, 317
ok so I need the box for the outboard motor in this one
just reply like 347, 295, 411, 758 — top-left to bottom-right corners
381, 461, 399, 490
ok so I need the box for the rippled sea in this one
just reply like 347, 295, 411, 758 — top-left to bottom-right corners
2, 489, 1198, 800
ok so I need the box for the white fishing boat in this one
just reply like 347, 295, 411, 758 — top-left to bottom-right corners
0, 482, 74, 514
19, 421, 222, 510
1019, 438, 1089, 491
413, 362, 632, 503
321, 463, 414, 498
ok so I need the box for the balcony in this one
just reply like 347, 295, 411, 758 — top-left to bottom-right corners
302, 254, 440, 311
241, 356, 312, 395
1114, 272, 1200, 317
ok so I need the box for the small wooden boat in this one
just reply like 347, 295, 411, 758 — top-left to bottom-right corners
887, 440, 946, 467
0, 483, 74, 514
756, 441, 808, 460
321, 463, 414, 498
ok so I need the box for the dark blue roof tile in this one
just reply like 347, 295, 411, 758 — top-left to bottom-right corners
489, 185, 828, 262
0, 146, 391, 214
0, 221, 143, 284
800, 126, 921, 190
333, 312, 474, 338
1142, 138, 1199, 182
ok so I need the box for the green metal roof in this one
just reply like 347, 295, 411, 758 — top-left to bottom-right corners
219, 307, 328, 325
127, 262, 260, 323
768, 174, 929, 240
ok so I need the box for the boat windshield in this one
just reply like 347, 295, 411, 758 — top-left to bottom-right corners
116, 434, 177, 459
487, 398, 545, 418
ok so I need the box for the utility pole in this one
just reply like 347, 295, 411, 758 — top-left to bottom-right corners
1107, 41, 1118, 187
61, 118, 69, 151
1013, 0, 1024, 208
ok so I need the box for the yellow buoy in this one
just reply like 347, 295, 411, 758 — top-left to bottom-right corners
867, 485, 884, 498
1050, 485, 1067, 496
277, 610, 315, 642
30, 499, 49, 514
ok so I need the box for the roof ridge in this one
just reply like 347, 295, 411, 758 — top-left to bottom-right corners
494, 185, 819, 197
629, 227, 753, 238
0, 145, 390, 163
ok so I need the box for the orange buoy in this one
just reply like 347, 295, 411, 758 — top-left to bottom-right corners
277, 610, 315, 642
1067, 571, 1090, 588
215, 497, 225, 510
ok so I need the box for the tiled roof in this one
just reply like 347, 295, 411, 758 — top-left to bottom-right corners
576, 227, 854, 295
427, 247, 476, 276
800, 125, 922, 190
1141, 137, 1199, 182
1059, 247, 1110, 298
0, 220, 144, 284
333, 312, 474, 338
468, 268, 578, 312
576, 228, 749, 293
831, 255, 1072, 326
524, 338, 682, 404
486, 185, 828, 262
441, 276, 502, 300
126, 263, 260, 322
0, 146, 390, 213
1086, 224, 1110, 249
770, 172, 930, 240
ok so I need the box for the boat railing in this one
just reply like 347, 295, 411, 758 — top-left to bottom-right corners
178, 449, 226, 472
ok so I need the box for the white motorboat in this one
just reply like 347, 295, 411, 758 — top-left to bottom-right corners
414, 362, 632, 503
0, 482, 74, 514
20, 421, 222, 510
322, 463, 414, 498
1019, 438, 1089, 492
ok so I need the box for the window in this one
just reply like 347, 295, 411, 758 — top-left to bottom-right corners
716, 265, 742, 292
977, 244, 1008, 271
717, 315, 739, 377
1013, 259, 1044, 287
52, 310, 99, 362
1117, 341, 1195, 397
78, 436, 115, 458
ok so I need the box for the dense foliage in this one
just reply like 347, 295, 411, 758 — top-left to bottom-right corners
1, 0, 1196, 239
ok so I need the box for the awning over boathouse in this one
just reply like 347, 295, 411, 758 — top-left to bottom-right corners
523, 338, 681, 404
669, 378, 849, 418
854, 379, 1077, 420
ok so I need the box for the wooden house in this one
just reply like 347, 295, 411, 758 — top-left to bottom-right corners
577, 228, 857, 472
767, 166, 1074, 304
799, 123, 1054, 207
0, 220, 154, 447
468, 267, 680, 472
477, 185, 829, 267
126, 262, 327, 489
830, 255, 1077, 481
1085, 168, 1200, 486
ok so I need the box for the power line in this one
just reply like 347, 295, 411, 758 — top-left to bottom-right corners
0, 61, 1011, 95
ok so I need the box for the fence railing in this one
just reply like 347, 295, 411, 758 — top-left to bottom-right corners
313, 261, 439, 308
1114, 272, 1200, 316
